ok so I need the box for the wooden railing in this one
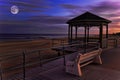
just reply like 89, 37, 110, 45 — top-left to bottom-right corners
0, 47, 65, 80
107, 37, 120, 48
0, 42, 107, 80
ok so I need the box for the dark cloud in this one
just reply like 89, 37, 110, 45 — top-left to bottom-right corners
61, 1, 120, 19
28, 15, 70, 24
61, 4, 82, 9
0, 0, 51, 15
1, 0, 120, 34
88, 1, 120, 15
85, 1, 120, 29
0, 23, 67, 34
10, 2, 38, 8
61, 4, 87, 17
0, 14, 69, 34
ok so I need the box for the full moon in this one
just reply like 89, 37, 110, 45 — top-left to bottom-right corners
11, 5, 19, 14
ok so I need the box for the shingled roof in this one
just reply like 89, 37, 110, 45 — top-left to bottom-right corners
67, 12, 111, 24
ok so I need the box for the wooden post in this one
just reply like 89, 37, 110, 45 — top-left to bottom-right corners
39, 50, 42, 67
23, 51, 26, 80
0, 63, 3, 80
62, 45, 66, 66
71, 26, 73, 42
84, 26, 87, 43
106, 24, 108, 38
99, 25, 103, 48
84, 26, 87, 53
106, 24, 108, 48
75, 26, 78, 40
68, 25, 70, 43
87, 26, 90, 42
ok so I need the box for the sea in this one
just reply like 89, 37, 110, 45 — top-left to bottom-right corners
0, 34, 95, 42
0, 34, 67, 42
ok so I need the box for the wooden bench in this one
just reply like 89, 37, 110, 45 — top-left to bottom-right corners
65, 48, 102, 76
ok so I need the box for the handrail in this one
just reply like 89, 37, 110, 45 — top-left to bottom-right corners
0, 42, 99, 79
0, 42, 99, 59
0, 42, 99, 62
0, 42, 50, 58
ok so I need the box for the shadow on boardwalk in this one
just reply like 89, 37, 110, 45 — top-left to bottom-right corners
24, 47, 120, 80
4, 47, 120, 80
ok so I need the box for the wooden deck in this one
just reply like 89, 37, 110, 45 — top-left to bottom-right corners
2, 47, 120, 80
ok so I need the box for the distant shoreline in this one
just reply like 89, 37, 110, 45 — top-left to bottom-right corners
0, 33, 97, 41
0, 34, 68, 42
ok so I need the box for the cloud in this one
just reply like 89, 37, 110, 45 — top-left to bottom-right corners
10, 2, 38, 8
61, 4, 87, 17
88, 1, 120, 13
0, 23, 67, 34
86, 1, 120, 32
27, 15, 70, 25
0, 0, 51, 15
61, 4, 82, 9
0, 14, 69, 34
1, 0, 120, 34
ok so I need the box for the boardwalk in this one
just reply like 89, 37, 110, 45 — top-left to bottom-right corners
26, 47, 120, 80
2, 47, 120, 80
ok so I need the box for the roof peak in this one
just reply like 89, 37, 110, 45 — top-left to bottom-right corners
67, 11, 111, 24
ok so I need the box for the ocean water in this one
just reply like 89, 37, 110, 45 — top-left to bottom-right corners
0, 34, 68, 42
0, 34, 95, 42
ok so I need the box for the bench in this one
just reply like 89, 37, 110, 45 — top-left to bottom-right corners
65, 48, 102, 76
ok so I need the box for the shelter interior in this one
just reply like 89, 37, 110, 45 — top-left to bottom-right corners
67, 12, 111, 48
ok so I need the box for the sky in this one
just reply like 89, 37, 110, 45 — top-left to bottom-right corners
0, 0, 120, 34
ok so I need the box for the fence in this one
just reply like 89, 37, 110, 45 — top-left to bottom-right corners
107, 37, 120, 48
0, 37, 120, 80
0, 41, 101, 80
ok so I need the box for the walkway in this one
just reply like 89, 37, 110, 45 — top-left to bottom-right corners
5, 47, 120, 80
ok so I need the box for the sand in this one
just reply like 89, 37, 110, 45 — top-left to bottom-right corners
0, 36, 119, 79
0, 38, 62, 78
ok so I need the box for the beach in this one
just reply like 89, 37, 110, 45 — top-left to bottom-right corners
0, 38, 61, 79
0, 34, 119, 79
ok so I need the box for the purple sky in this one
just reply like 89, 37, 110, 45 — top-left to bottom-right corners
0, 0, 120, 34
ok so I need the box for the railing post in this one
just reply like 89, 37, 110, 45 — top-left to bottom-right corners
22, 51, 26, 80
62, 45, 66, 66
0, 63, 3, 80
114, 38, 117, 48
61, 40, 64, 46
105, 39, 108, 48
38, 50, 42, 67
51, 39, 54, 47
84, 43, 87, 53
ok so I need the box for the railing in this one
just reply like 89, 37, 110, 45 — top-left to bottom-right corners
51, 38, 68, 47
0, 42, 104, 80
1, 38, 120, 80
107, 37, 120, 48
1, 36, 120, 80
0, 47, 66, 80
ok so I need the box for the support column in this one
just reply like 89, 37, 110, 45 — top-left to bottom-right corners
99, 24, 103, 48
87, 26, 90, 42
68, 25, 70, 43
84, 26, 87, 43
70, 26, 73, 42
106, 24, 108, 48
84, 26, 87, 53
106, 24, 108, 38
75, 26, 78, 40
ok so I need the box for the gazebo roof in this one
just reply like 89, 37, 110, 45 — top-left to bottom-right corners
67, 12, 111, 25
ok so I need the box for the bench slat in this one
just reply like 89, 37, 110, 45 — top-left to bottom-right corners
65, 48, 102, 76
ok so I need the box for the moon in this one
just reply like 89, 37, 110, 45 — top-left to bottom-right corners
11, 5, 19, 14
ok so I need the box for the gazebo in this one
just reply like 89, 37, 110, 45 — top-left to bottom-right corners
67, 12, 112, 48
